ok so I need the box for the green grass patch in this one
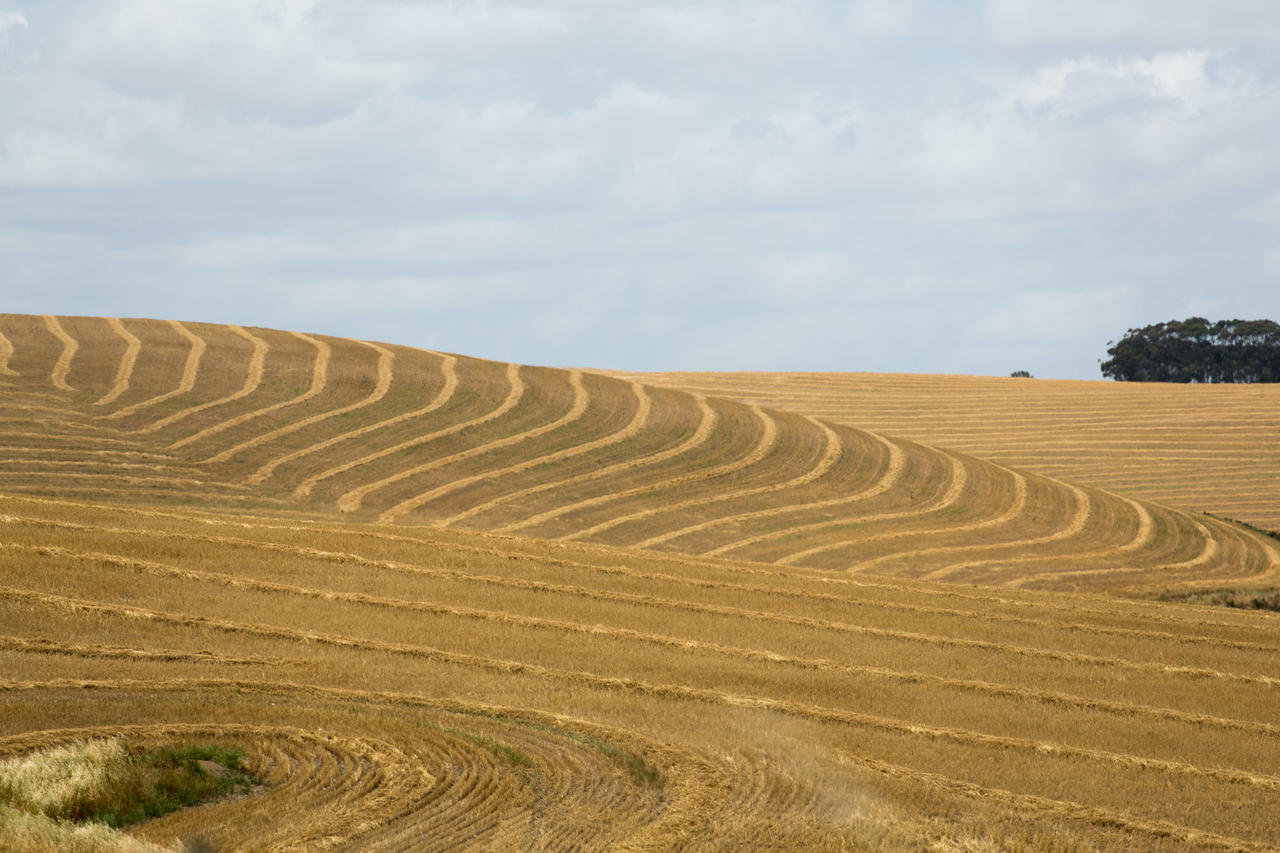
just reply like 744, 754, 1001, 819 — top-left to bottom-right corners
91, 745, 258, 829
0, 738, 259, 837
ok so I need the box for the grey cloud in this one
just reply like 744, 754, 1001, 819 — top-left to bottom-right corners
1, 1, 1277, 380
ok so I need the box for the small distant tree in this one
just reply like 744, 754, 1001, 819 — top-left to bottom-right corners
1101, 318, 1280, 382
1009, 370, 1033, 378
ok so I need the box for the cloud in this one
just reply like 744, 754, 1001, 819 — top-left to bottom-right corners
1, 1, 1276, 379
984, 0, 1280, 46
972, 287, 1139, 345
0, 9, 26, 43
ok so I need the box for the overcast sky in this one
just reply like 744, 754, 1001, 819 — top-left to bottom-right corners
2, 1, 1278, 378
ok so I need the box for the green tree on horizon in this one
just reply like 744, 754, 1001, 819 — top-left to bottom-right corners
1101, 317, 1280, 382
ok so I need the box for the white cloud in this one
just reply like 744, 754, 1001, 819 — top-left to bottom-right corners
0, 130, 139, 187
972, 287, 1139, 345
1, 1, 1277, 378
846, 0, 918, 37
0, 10, 26, 43
984, 0, 1280, 46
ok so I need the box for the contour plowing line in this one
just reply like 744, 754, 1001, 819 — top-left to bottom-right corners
4, 584, 1276, 798
333, 362, 524, 513
376, 369, 592, 523
439, 381, 654, 527
291, 353, 459, 499
772, 450, 972, 566
246, 341, 397, 484
172, 331, 329, 452
921, 480, 1096, 581
100, 320, 207, 421
10, 537, 1277, 736
832, 750, 1270, 853
633, 415, 844, 549
13, 512, 1275, 655
702, 430, 907, 559
41, 315, 78, 392
494, 394, 719, 535
560, 405, 781, 542
133, 325, 268, 434
848, 464, 1030, 573
0, 329, 16, 377
93, 317, 141, 406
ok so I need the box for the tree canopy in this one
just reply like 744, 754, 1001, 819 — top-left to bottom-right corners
1100, 318, 1280, 383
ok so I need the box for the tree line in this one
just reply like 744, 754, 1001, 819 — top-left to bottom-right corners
1100, 317, 1280, 383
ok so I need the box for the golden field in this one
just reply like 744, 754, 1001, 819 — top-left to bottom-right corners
1, 314, 1278, 850
611, 371, 1280, 534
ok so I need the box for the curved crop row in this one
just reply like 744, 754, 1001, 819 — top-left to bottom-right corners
0, 313, 1275, 595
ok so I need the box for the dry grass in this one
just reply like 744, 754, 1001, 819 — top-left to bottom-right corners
2, 313, 1280, 848
0, 738, 132, 820
613, 369, 1280, 534
0, 313, 1258, 593
0, 494, 1278, 849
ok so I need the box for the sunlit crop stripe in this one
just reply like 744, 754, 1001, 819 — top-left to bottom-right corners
1004, 509, 1222, 589
11, 535, 1278, 682
899, 493, 1159, 583
4, 554, 1276, 740
857, 472, 1095, 577
832, 750, 1273, 853
0, 458, 201, 474
131, 324, 268, 434
40, 314, 78, 392
769, 450, 976, 566
292, 353, 459, 499
0, 410, 121, 432
5, 584, 1279, 802
374, 370, 594, 522
0, 634, 294, 666
0, 329, 16, 377
98, 320, 207, 420
169, 330, 328, 450
0, 470, 250, 489
439, 381, 654, 527
631, 415, 843, 549
558, 405, 781, 542
8, 491, 1271, 633
495, 393, 717, 535
89, 317, 143, 406
0, 445, 176, 461
0, 486, 287, 506
235, 340, 397, 482
0, 431, 143, 447
701, 430, 909, 558
919, 481, 1095, 581
843, 464, 1031, 573
195, 334, 357, 463
329, 362, 524, 513
624, 370, 1280, 536
11, 513, 1277, 652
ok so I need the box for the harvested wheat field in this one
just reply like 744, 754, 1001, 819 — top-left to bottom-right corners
609, 370, 1280, 535
1, 314, 1276, 594
2, 313, 1279, 850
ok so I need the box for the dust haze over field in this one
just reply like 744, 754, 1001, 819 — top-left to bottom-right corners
1, 313, 1279, 851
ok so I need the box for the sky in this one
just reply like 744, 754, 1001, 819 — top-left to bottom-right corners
2, 1, 1278, 379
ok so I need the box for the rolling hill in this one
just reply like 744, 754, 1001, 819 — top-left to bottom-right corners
610, 370, 1280, 534
2, 313, 1279, 850
1, 314, 1276, 595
